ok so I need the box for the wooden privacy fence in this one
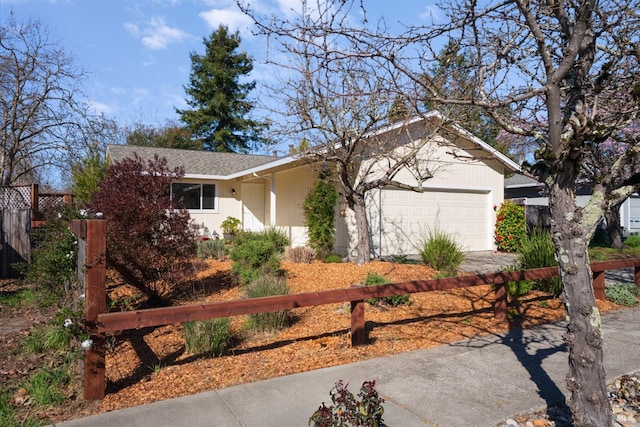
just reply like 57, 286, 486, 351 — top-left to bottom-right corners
71, 219, 640, 400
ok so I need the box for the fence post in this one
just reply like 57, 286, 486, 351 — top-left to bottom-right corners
593, 270, 605, 300
494, 283, 508, 321
82, 219, 107, 400
350, 285, 366, 346
635, 266, 640, 291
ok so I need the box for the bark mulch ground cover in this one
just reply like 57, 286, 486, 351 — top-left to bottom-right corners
0, 259, 622, 424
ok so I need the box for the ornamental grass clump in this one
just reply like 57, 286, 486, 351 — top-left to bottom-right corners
517, 228, 562, 297
183, 318, 233, 356
244, 275, 292, 332
417, 227, 465, 277
494, 201, 527, 252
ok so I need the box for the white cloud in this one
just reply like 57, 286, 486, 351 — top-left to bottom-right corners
124, 16, 194, 50
86, 100, 113, 115
199, 8, 254, 37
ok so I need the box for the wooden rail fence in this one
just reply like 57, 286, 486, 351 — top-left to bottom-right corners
70, 219, 640, 400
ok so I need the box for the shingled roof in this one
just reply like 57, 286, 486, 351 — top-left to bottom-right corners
106, 145, 280, 177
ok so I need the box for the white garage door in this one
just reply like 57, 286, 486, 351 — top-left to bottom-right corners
630, 195, 640, 233
368, 188, 492, 257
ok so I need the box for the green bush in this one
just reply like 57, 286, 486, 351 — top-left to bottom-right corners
183, 318, 233, 356
244, 275, 291, 332
363, 272, 410, 307
494, 201, 526, 252
323, 254, 343, 263
625, 234, 640, 248
309, 380, 386, 427
518, 229, 562, 296
14, 206, 80, 305
605, 284, 639, 306
197, 239, 227, 259
506, 280, 534, 304
303, 171, 338, 258
230, 229, 289, 285
418, 227, 465, 277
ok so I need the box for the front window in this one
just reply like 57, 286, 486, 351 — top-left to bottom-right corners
171, 183, 216, 210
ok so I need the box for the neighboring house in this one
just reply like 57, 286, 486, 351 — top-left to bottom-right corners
504, 174, 640, 236
106, 114, 520, 260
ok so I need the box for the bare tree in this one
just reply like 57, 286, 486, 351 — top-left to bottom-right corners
0, 14, 99, 188
242, 0, 640, 424
240, 2, 463, 264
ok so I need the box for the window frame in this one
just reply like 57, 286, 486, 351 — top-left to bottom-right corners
170, 182, 218, 212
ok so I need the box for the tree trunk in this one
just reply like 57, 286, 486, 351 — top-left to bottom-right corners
605, 201, 623, 250
350, 193, 372, 265
549, 185, 613, 426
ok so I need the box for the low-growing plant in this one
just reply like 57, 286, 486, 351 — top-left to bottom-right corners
23, 367, 69, 407
309, 380, 386, 427
362, 272, 411, 307
244, 275, 291, 332
197, 239, 227, 259
605, 284, 639, 306
323, 254, 343, 263
417, 226, 465, 276
625, 234, 640, 248
221, 216, 242, 236
518, 229, 562, 297
506, 281, 534, 306
183, 318, 233, 356
286, 246, 316, 263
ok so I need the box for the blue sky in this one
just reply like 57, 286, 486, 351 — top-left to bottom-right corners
1, 0, 437, 150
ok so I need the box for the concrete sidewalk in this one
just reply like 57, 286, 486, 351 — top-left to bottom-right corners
53, 305, 640, 427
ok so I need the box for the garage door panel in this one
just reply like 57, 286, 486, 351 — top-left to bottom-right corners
372, 189, 490, 256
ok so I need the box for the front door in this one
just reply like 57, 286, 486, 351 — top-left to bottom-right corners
241, 183, 265, 232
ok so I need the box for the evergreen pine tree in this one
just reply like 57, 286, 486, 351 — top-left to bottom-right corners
177, 25, 266, 153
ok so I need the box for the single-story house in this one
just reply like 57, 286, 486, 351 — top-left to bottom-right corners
106, 113, 520, 260
505, 174, 640, 235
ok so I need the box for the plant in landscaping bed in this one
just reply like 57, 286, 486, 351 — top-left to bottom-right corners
183, 318, 233, 356
517, 228, 562, 297
417, 226, 465, 277
494, 201, 526, 253
323, 254, 343, 263
197, 239, 227, 259
221, 216, 242, 237
230, 229, 290, 285
625, 234, 640, 248
362, 272, 410, 307
285, 246, 316, 263
309, 380, 386, 427
244, 275, 292, 332
88, 154, 197, 306
303, 170, 339, 259
605, 284, 639, 306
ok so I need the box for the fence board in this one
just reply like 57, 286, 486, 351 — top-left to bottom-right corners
1, 209, 30, 278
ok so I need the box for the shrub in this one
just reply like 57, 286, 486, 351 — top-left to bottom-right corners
230, 229, 289, 285
303, 170, 338, 258
625, 234, 640, 248
494, 201, 526, 252
506, 280, 534, 305
15, 206, 80, 305
309, 380, 386, 427
323, 254, 343, 263
518, 229, 562, 296
244, 275, 291, 332
88, 154, 197, 305
362, 272, 410, 307
418, 227, 465, 276
605, 284, 639, 306
285, 246, 316, 263
221, 216, 241, 236
183, 318, 233, 356
197, 239, 227, 259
